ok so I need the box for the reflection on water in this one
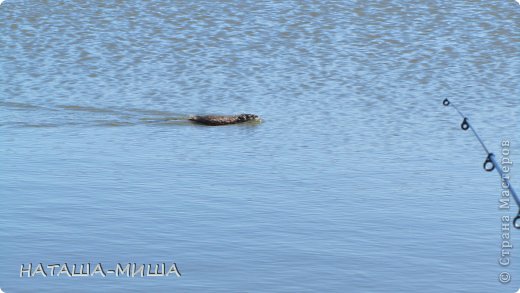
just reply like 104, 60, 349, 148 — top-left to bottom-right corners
1, 1, 519, 292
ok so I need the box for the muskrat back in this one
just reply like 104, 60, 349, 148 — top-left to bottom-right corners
188, 114, 261, 126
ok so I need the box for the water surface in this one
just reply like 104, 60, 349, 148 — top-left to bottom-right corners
1, 1, 519, 292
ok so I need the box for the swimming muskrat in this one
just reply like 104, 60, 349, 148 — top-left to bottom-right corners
188, 114, 261, 126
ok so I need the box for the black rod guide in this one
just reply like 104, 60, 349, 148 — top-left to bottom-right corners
443, 98, 520, 229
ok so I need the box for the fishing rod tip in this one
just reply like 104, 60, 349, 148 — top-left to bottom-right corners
443, 98, 450, 106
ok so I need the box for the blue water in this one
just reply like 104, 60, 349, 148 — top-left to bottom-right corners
1, 1, 519, 292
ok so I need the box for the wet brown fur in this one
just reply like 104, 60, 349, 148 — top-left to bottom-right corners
188, 114, 261, 126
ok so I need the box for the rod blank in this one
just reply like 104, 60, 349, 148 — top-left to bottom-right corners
443, 98, 520, 229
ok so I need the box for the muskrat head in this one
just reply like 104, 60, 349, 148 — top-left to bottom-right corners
237, 114, 261, 122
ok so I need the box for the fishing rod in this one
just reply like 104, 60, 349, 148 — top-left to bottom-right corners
443, 98, 520, 229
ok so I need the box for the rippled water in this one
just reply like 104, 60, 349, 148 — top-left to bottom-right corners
1, 1, 519, 292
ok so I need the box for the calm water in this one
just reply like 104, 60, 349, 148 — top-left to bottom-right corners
1, 1, 520, 292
